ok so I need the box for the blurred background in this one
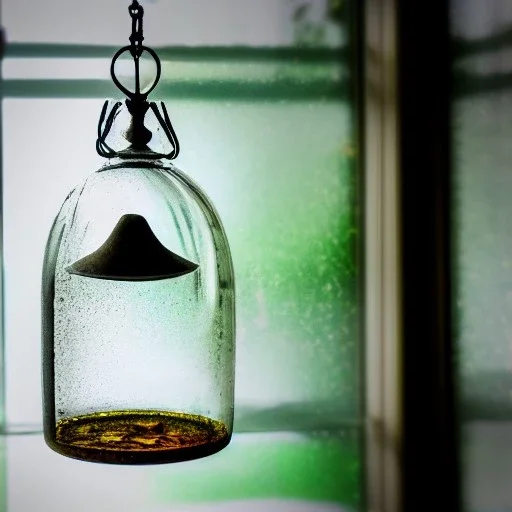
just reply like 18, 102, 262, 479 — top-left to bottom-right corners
452, 1, 512, 510
0, 1, 362, 511
5, 0, 512, 511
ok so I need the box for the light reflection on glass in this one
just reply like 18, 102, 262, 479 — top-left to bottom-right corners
452, 0, 512, 510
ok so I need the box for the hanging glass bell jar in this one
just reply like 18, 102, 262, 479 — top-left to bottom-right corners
41, 1, 235, 465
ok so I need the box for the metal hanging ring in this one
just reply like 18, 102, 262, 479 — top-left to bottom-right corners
110, 45, 162, 100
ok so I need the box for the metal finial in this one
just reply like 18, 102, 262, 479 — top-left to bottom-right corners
96, 0, 180, 160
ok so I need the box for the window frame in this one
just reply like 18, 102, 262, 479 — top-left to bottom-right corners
363, 0, 402, 510
0, 1, 462, 510
397, 2, 460, 511
363, 1, 460, 511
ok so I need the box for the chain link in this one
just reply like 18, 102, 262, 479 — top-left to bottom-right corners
128, 0, 144, 57
99, 0, 180, 159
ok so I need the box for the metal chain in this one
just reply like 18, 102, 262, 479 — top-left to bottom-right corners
97, 0, 180, 160
128, 0, 144, 58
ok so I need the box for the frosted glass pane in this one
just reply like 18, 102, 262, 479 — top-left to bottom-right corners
0, 3, 360, 509
452, 0, 512, 510
1, 55, 346, 103
2, 92, 358, 430
2, 0, 344, 47
2, 100, 106, 428
452, 4, 512, 420
3, 58, 345, 85
1, 431, 360, 511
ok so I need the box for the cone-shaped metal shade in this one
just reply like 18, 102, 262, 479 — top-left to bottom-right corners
66, 214, 199, 281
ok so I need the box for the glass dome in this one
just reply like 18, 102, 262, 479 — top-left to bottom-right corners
42, 157, 235, 464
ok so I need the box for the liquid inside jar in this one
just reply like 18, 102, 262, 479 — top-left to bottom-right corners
51, 410, 230, 464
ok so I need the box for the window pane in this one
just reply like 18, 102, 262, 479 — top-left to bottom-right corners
2, 99, 105, 429
4, 432, 359, 511
451, 0, 512, 510
2, 0, 344, 48
1, 2, 361, 510
3, 93, 359, 425
2, 54, 346, 101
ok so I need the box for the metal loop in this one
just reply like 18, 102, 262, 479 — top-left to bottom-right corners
128, 0, 144, 22
96, 101, 123, 158
149, 102, 180, 159
129, 0, 142, 14
110, 45, 161, 100
96, 101, 180, 160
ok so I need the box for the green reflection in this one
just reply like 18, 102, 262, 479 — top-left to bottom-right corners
153, 432, 360, 508
221, 109, 359, 412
